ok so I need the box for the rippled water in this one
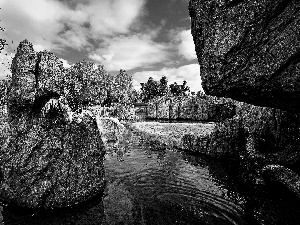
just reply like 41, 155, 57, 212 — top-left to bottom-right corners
102, 130, 249, 225
2, 126, 300, 224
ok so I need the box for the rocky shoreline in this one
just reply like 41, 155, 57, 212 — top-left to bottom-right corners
188, 0, 300, 202
130, 121, 215, 151
130, 118, 300, 199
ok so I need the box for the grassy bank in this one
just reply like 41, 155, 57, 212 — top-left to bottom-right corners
130, 121, 215, 150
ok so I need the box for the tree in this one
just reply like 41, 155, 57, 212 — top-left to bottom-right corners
141, 77, 160, 102
110, 69, 134, 105
159, 75, 168, 96
64, 62, 109, 111
140, 75, 171, 102
196, 90, 207, 99
169, 80, 190, 96
181, 80, 190, 95
0, 79, 8, 105
107, 69, 135, 119
131, 89, 141, 103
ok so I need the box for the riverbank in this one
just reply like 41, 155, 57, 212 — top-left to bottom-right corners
130, 121, 215, 150
130, 120, 300, 204
130, 120, 244, 159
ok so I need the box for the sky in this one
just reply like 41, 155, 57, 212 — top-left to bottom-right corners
0, 0, 204, 92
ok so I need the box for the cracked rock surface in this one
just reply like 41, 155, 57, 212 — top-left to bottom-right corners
0, 40, 106, 208
189, 0, 300, 112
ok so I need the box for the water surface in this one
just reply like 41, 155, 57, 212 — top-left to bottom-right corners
2, 126, 300, 224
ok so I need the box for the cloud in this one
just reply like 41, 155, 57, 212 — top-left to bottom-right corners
88, 34, 170, 71
79, 0, 146, 36
177, 29, 197, 60
169, 29, 197, 61
0, 0, 146, 53
0, 0, 199, 84
1, 0, 66, 51
0, 44, 15, 79
59, 58, 72, 68
132, 64, 203, 93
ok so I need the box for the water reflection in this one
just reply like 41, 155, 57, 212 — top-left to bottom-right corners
4, 128, 298, 224
1, 192, 105, 225
103, 131, 248, 224
102, 181, 134, 224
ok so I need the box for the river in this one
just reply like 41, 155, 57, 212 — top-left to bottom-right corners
1, 125, 300, 224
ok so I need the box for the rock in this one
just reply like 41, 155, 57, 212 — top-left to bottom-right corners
9, 39, 37, 118
229, 101, 300, 185
207, 116, 246, 158
0, 40, 106, 209
189, 0, 300, 112
214, 103, 236, 122
262, 165, 300, 198
236, 102, 300, 163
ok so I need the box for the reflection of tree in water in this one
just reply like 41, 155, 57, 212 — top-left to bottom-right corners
105, 131, 250, 224
103, 181, 135, 225
156, 149, 166, 160
181, 151, 240, 185
105, 129, 132, 162
158, 150, 182, 180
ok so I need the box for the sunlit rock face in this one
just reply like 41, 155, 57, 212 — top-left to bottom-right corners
0, 40, 106, 209
189, 0, 300, 112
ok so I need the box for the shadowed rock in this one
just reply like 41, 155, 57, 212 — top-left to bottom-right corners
262, 165, 300, 198
189, 0, 300, 112
0, 40, 106, 209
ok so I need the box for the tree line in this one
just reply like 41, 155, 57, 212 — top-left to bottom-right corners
0, 61, 135, 113
63, 62, 134, 111
133, 76, 195, 103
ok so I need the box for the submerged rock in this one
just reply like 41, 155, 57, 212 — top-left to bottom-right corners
0, 40, 106, 208
189, 0, 300, 112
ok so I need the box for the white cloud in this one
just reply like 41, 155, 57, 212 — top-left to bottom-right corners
132, 64, 203, 93
59, 58, 72, 68
177, 29, 197, 60
0, 0, 146, 53
169, 29, 197, 61
79, 0, 146, 36
0, 0, 200, 83
1, 0, 66, 52
0, 50, 14, 79
88, 34, 170, 71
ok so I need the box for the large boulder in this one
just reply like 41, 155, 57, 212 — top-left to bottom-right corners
0, 40, 106, 208
189, 0, 300, 112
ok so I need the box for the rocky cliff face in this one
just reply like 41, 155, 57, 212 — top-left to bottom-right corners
189, 0, 300, 112
0, 40, 106, 208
